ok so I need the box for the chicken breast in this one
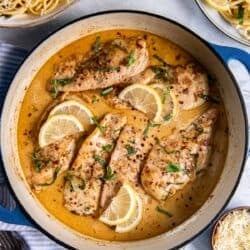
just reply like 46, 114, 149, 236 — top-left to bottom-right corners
64, 113, 127, 216
31, 133, 82, 191
170, 63, 209, 110
141, 108, 218, 202
130, 63, 209, 110
51, 37, 149, 92
100, 122, 157, 212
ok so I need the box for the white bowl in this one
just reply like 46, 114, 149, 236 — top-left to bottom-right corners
195, 0, 250, 46
0, 0, 77, 28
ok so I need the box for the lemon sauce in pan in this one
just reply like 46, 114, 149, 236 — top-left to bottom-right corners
17, 30, 228, 241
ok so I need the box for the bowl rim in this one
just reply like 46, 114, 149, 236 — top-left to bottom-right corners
0, 0, 77, 28
211, 206, 250, 249
194, 0, 250, 47
0, 10, 248, 250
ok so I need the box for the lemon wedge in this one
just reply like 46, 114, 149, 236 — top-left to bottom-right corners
115, 193, 143, 233
118, 84, 162, 122
205, 0, 229, 11
49, 100, 94, 131
38, 114, 84, 147
99, 183, 137, 226
151, 83, 178, 123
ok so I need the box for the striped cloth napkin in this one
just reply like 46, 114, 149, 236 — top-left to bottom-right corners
0, 42, 249, 250
0, 43, 65, 250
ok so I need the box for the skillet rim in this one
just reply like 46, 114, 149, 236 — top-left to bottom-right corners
0, 10, 248, 250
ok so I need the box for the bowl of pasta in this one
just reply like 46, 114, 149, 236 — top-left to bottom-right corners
0, 0, 77, 28
195, 0, 250, 46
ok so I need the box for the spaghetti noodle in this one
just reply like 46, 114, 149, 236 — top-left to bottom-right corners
0, 0, 72, 16
206, 0, 250, 40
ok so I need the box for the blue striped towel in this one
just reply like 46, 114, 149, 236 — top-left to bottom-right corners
0, 43, 65, 250
0, 42, 249, 250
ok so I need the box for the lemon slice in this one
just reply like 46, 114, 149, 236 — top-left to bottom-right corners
39, 114, 84, 147
99, 183, 137, 226
151, 83, 178, 123
205, 0, 229, 11
49, 100, 94, 130
118, 84, 162, 121
115, 193, 143, 233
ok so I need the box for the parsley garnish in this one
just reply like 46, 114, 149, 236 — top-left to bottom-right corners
38, 167, 60, 186
100, 87, 113, 96
125, 144, 136, 156
237, 5, 244, 25
163, 112, 173, 121
50, 78, 73, 98
153, 54, 167, 66
162, 87, 170, 104
91, 36, 101, 53
156, 206, 173, 217
199, 94, 219, 104
94, 155, 107, 168
102, 166, 116, 181
91, 116, 106, 133
126, 50, 135, 66
152, 67, 168, 80
31, 148, 42, 172
65, 173, 85, 191
102, 144, 113, 152
143, 121, 160, 137
165, 163, 181, 173
192, 122, 204, 135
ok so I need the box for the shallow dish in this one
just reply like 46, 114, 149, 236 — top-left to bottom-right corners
0, 0, 77, 28
195, 0, 250, 46
0, 11, 248, 249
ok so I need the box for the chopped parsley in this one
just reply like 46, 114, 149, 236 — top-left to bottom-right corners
192, 122, 204, 135
102, 166, 116, 181
153, 54, 167, 66
143, 121, 160, 137
165, 163, 181, 173
163, 112, 173, 121
94, 155, 107, 168
167, 182, 184, 185
31, 148, 42, 172
65, 173, 85, 191
152, 67, 168, 80
100, 87, 113, 96
126, 50, 135, 66
102, 144, 113, 152
156, 206, 173, 217
162, 87, 170, 104
50, 78, 74, 98
237, 5, 244, 25
91, 36, 101, 53
125, 144, 136, 156
38, 167, 60, 186
91, 116, 106, 133
199, 94, 219, 104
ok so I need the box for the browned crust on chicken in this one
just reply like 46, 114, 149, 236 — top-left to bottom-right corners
141, 108, 218, 202
63, 113, 127, 216
99, 122, 157, 212
31, 133, 82, 191
49, 37, 149, 92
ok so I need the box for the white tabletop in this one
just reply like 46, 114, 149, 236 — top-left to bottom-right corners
0, 0, 249, 249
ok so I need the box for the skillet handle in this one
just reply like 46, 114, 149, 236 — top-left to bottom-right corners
210, 44, 250, 72
0, 203, 33, 226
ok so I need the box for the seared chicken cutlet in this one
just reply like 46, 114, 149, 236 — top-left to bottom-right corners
100, 122, 156, 212
51, 37, 149, 92
141, 108, 218, 201
64, 113, 126, 216
131, 63, 209, 110
31, 133, 82, 191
